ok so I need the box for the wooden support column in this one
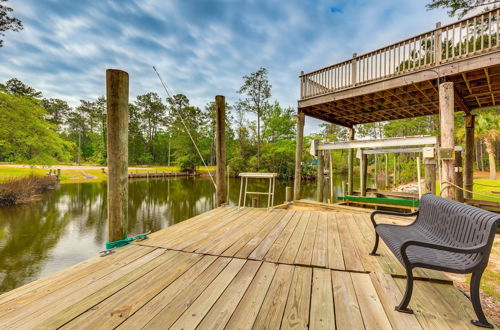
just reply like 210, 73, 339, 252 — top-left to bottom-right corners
455, 148, 464, 202
106, 69, 129, 243
285, 186, 292, 203
294, 112, 305, 200
317, 151, 324, 202
424, 158, 437, 194
439, 81, 455, 200
215, 95, 226, 207
464, 115, 475, 199
384, 154, 389, 187
329, 151, 335, 203
360, 151, 368, 196
347, 127, 355, 195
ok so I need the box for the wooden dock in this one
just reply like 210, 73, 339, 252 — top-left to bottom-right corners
0, 206, 491, 329
128, 171, 192, 179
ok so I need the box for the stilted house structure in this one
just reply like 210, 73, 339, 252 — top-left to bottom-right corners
294, 8, 500, 203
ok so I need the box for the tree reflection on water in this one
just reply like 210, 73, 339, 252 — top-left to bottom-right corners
0, 177, 321, 293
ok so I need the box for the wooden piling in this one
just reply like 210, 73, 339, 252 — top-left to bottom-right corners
455, 148, 464, 202
317, 151, 324, 202
215, 95, 226, 207
329, 151, 334, 203
384, 153, 389, 187
251, 197, 259, 208
464, 115, 475, 199
439, 82, 455, 200
294, 112, 305, 200
347, 127, 355, 195
360, 151, 367, 196
106, 69, 129, 243
424, 158, 437, 194
285, 186, 292, 202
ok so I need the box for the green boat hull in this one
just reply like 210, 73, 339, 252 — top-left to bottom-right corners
338, 195, 420, 207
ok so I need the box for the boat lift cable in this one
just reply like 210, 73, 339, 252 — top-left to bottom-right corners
153, 66, 217, 189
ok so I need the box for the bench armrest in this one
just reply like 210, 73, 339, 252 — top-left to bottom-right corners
400, 241, 487, 265
370, 210, 419, 228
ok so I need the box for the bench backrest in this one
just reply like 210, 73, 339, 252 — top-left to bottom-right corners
415, 194, 499, 249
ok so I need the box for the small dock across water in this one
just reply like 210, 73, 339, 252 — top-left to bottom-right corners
0, 206, 491, 329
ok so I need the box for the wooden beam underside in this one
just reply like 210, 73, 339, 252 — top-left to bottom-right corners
298, 54, 500, 127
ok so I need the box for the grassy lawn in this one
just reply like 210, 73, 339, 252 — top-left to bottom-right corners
0, 165, 216, 184
436, 177, 500, 202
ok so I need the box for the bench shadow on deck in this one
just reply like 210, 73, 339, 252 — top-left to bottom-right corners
0, 206, 491, 329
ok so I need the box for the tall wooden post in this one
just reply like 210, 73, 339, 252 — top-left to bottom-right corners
424, 158, 437, 194
285, 186, 292, 203
347, 127, 355, 195
294, 112, 305, 200
329, 151, 334, 203
215, 95, 226, 207
360, 151, 368, 196
374, 154, 378, 189
439, 82, 455, 200
434, 22, 442, 65
455, 148, 464, 202
106, 69, 129, 243
385, 154, 389, 187
464, 115, 475, 199
317, 151, 324, 202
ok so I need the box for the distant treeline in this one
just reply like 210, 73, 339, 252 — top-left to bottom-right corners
0, 68, 498, 181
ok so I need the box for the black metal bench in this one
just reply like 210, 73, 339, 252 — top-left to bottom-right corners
370, 193, 499, 328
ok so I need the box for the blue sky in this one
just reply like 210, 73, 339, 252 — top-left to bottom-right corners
0, 0, 453, 133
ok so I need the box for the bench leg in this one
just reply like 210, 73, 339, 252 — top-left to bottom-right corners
395, 266, 414, 314
369, 233, 380, 256
470, 270, 493, 328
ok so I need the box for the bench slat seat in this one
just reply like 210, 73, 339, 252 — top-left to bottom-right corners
370, 193, 499, 328
377, 224, 484, 272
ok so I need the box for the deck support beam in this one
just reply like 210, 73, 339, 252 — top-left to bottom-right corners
294, 112, 305, 200
317, 151, 324, 202
106, 69, 129, 243
424, 158, 437, 194
455, 149, 464, 202
464, 115, 475, 199
360, 151, 368, 196
439, 82, 455, 200
347, 128, 355, 195
215, 95, 226, 207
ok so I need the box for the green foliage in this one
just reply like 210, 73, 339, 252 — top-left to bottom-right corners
426, 0, 497, 18
0, 92, 73, 164
0, 78, 41, 98
237, 67, 272, 168
0, 0, 23, 47
177, 155, 197, 172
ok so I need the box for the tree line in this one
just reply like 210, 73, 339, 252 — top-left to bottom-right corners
0, 69, 300, 177
0, 66, 498, 180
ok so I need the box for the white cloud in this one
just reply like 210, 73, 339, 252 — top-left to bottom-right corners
0, 0, 452, 134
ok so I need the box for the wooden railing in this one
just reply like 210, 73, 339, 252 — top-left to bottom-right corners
300, 8, 500, 99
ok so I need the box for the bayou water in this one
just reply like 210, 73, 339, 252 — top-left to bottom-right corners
0, 176, 351, 293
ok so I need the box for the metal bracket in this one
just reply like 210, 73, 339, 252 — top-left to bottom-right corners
438, 147, 454, 160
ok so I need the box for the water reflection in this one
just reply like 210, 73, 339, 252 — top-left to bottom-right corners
0, 176, 325, 293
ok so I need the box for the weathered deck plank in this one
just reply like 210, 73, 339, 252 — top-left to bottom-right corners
0, 206, 490, 329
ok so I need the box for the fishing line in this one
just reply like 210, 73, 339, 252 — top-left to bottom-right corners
153, 66, 217, 189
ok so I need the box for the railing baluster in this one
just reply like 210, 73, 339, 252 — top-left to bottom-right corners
488, 11, 492, 49
481, 14, 484, 51
496, 9, 500, 46
473, 16, 477, 53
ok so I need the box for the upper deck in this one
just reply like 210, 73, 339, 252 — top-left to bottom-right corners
298, 9, 500, 127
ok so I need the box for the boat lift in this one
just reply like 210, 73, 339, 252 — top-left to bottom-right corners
310, 135, 440, 208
